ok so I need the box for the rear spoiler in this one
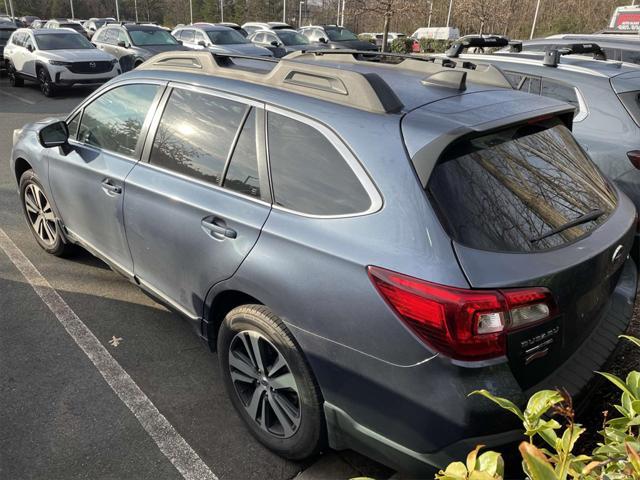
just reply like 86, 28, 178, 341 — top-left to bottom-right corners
446, 36, 510, 58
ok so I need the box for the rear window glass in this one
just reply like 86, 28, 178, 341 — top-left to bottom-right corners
618, 91, 640, 127
428, 120, 616, 252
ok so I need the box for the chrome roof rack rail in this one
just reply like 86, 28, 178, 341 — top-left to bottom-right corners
285, 49, 512, 89
138, 50, 404, 114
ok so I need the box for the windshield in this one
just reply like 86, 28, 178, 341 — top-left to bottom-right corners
427, 119, 616, 252
277, 30, 309, 45
325, 27, 358, 41
94, 20, 106, 28
35, 33, 94, 50
60, 23, 84, 33
129, 29, 178, 45
207, 29, 248, 44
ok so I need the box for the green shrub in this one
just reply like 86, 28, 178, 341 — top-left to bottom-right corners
437, 335, 640, 480
390, 37, 414, 54
419, 38, 450, 53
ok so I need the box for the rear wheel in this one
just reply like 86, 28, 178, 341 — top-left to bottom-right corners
7, 62, 24, 87
218, 305, 325, 460
37, 67, 56, 97
19, 170, 72, 256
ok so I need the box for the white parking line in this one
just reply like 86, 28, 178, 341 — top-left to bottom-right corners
0, 89, 37, 105
0, 227, 217, 480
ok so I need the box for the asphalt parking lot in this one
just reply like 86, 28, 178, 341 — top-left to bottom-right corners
0, 77, 392, 480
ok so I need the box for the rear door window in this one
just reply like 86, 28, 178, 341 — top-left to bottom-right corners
223, 108, 261, 198
149, 88, 246, 185
541, 78, 579, 108
428, 119, 616, 252
181, 29, 195, 43
267, 112, 371, 216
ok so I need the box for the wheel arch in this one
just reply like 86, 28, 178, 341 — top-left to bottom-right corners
14, 157, 33, 183
204, 289, 263, 352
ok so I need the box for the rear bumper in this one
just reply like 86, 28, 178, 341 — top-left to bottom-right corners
308, 258, 638, 475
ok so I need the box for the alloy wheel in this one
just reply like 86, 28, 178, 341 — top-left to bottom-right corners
38, 70, 51, 96
24, 183, 57, 246
228, 330, 301, 438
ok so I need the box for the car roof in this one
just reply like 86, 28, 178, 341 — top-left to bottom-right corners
524, 37, 640, 48
129, 50, 547, 116
123, 24, 163, 31
26, 28, 79, 35
187, 24, 232, 32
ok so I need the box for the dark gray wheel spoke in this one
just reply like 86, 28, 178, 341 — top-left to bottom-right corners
229, 351, 259, 380
229, 329, 301, 439
269, 372, 296, 391
268, 392, 298, 437
245, 386, 265, 421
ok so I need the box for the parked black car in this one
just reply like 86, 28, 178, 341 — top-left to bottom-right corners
0, 19, 17, 65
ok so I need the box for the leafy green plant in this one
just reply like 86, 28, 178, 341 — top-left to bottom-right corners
390, 37, 414, 54
436, 335, 640, 480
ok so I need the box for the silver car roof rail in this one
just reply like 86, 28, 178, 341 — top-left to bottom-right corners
138, 50, 404, 114
285, 50, 512, 89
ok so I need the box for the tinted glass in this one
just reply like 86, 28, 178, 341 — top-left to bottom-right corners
207, 29, 248, 44
60, 23, 84, 33
150, 88, 246, 185
325, 27, 358, 41
621, 49, 640, 64
78, 84, 159, 156
277, 30, 308, 45
129, 28, 178, 45
268, 113, 371, 215
541, 79, 579, 108
35, 32, 93, 50
0, 29, 13, 42
67, 112, 80, 139
428, 120, 616, 252
223, 109, 260, 198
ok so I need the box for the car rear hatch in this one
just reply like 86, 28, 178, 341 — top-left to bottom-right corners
402, 90, 636, 388
611, 70, 640, 127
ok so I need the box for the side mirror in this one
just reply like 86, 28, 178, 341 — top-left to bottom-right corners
39, 121, 69, 149
117, 40, 127, 48
198, 40, 207, 47
270, 40, 279, 47
177, 39, 183, 45
318, 37, 327, 44
27, 44, 34, 52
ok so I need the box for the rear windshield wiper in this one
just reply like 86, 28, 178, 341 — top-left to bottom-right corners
530, 209, 605, 244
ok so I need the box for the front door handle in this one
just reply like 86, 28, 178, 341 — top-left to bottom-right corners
101, 180, 122, 195
201, 219, 237, 239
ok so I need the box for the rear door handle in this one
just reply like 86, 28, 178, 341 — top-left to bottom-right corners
101, 180, 122, 195
201, 219, 237, 239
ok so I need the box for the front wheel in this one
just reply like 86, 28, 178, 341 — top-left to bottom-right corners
19, 170, 72, 256
218, 305, 325, 460
37, 68, 56, 97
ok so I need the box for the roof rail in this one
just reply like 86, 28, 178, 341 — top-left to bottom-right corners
138, 50, 404, 114
446, 35, 510, 58
558, 43, 607, 60
286, 50, 512, 89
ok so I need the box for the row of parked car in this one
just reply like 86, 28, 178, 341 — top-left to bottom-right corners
4, 13, 640, 475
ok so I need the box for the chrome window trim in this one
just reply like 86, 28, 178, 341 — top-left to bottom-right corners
265, 104, 383, 219
573, 86, 589, 122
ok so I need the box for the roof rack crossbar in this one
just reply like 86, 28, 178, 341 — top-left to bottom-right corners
138, 50, 404, 114
445, 35, 510, 58
286, 49, 512, 89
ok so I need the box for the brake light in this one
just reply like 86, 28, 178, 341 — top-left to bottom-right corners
368, 266, 557, 362
628, 151, 640, 169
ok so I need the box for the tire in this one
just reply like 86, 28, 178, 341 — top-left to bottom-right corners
37, 67, 56, 97
7, 62, 24, 87
19, 170, 72, 257
218, 305, 325, 460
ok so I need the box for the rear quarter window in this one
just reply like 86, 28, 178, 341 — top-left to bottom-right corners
428, 119, 616, 252
267, 112, 372, 216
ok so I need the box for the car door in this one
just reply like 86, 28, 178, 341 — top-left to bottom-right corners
22, 34, 37, 77
123, 84, 271, 318
48, 81, 165, 274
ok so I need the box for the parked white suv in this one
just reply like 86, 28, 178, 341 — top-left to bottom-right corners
4, 28, 120, 97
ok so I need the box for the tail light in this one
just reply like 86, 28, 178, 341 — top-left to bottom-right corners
368, 266, 557, 362
628, 150, 640, 169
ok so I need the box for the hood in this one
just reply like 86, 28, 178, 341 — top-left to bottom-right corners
37, 48, 116, 62
284, 44, 324, 53
330, 39, 377, 51
208, 43, 273, 57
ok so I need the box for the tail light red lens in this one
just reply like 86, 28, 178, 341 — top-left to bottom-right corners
628, 150, 640, 169
368, 266, 557, 362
